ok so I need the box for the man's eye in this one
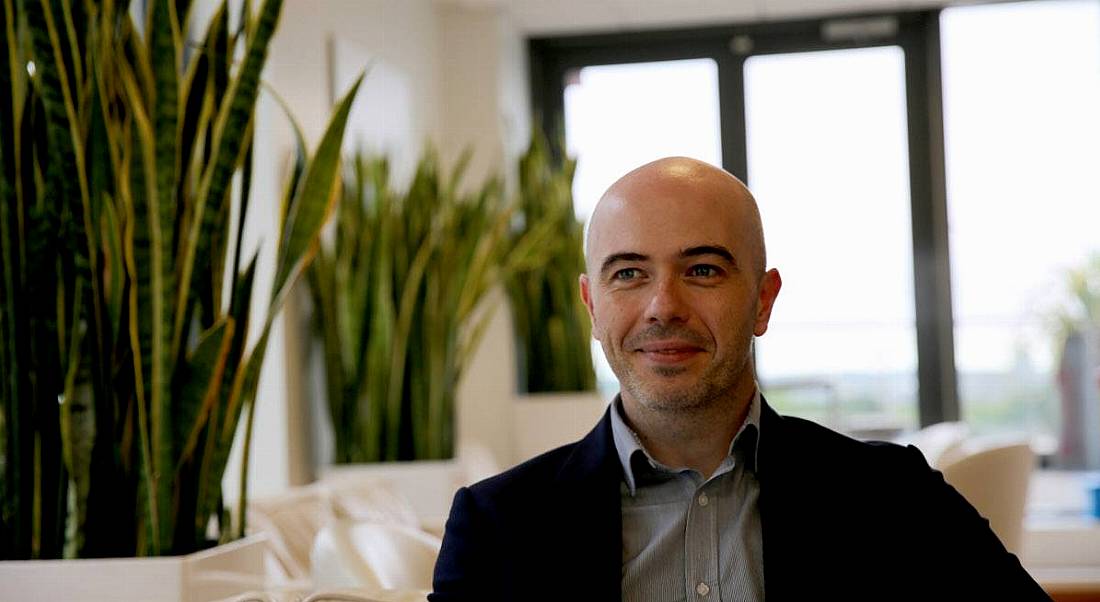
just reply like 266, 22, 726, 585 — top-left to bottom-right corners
688, 265, 719, 277
613, 268, 639, 281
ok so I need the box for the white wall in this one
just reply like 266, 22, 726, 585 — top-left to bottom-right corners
437, 4, 531, 190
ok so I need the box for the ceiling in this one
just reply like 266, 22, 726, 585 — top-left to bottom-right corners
439, 0, 966, 35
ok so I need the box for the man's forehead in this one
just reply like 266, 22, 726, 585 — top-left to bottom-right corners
584, 158, 763, 271
587, 190, 744, 249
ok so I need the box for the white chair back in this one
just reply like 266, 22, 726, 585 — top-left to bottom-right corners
311, 519, 441, 592
940, 441, 1035, 554
894, 421, 970, 469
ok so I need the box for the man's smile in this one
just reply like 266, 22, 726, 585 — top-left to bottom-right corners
636, 341, 706, 364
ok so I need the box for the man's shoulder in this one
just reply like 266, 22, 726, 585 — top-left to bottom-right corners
770, 411, 929, 476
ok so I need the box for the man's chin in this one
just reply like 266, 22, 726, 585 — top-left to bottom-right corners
625, 381, 709, 412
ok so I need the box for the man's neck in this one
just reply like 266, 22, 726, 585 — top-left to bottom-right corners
620, 384, 755, 479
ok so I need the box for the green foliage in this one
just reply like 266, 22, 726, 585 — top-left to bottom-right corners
308, 151, 560, 463
505, 133, 595, 393
1048, 253, 1100, 338
0, 0, 360, 558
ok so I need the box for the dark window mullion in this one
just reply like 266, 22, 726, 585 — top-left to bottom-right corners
716, 51, 748, 181
902, 12, 959, 426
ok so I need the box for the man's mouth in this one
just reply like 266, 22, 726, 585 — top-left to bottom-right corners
636, 342, 704, 363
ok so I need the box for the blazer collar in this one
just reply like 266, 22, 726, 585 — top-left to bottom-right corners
551, 397, 800, 600
561, 397, 788, 488
756, 396, 785, 481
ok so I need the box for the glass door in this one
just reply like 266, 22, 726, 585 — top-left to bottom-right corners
744, 46, 919, 436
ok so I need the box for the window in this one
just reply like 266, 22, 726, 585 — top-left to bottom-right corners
745, 46, 919, 435
564, 59, 722, 221
941, 0, 1100, 464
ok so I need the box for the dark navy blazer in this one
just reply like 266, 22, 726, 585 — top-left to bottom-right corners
430, 399, 1050, 601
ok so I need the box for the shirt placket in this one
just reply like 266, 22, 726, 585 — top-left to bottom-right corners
684, 475, 719, 600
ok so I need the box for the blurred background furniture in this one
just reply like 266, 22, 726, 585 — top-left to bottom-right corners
893, 421, 970, 469
310, 520, 440, 591
939, 441, 1035, 555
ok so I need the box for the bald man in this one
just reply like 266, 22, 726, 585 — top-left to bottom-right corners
430, 158, 1048, 601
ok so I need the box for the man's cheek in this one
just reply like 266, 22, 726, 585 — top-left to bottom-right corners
591, 321, 607, 343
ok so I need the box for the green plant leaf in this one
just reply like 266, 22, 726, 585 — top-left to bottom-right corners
173, 0, 283, 362
271, 72, 364, 304
172, 317, 234, 473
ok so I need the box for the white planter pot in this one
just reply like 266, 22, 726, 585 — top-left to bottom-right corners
512, 390, 608, 463
0, 534, 266, 602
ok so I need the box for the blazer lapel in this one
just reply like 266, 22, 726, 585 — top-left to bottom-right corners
548, 407, 623, 599
757, 398, 814, 598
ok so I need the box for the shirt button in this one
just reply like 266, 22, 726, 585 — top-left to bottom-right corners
696, 582, 711, 596
698, 493, 709, 507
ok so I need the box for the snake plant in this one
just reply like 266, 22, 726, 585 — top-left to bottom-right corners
0, 0, 359, 559
505, 133, 595, 393
308, 151, 559, 463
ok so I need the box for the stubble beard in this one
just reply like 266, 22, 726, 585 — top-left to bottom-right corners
607, 324, 756, 416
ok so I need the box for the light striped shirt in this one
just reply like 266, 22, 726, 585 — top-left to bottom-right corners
611, 391, 764, 602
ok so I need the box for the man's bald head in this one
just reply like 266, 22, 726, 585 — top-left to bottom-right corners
585, 157, 766, 276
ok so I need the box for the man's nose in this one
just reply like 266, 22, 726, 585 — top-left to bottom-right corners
645, 277, 689, 324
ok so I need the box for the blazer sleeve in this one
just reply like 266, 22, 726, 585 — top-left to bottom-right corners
429, 486, 495, 602
905, 445, 1051, 600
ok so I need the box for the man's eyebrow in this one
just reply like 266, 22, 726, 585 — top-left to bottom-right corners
682, 245, 737, 266
600, 252, 648, 276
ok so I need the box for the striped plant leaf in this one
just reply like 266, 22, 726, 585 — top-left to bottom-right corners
3, 0, 356, 559
119, 58, 177, 552
176, 2, 221, 216
0, 0, 19, 558
217, 72, 362, 532
192, 252, 255, 542
58, 280, 90, 559
505, 132, 594, 393
118, 118, 160, 555
148, 0, 181, 256
173, 0, 283, 360
263, 84, 308, 247
272, 74, 364, 302
310, 146, 559, 463
171, 317, 233, 473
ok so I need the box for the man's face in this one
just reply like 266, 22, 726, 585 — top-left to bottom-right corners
580, 166, 780, 415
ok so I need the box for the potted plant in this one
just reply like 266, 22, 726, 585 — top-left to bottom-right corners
1051, 254, 1100, 469
307, 151, 558, 466
0, 0, 360, 596
504, 132, 604, 462
505, 132, 595, 395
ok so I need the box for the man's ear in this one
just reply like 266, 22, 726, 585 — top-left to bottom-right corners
579, 273, 599, 339
753, 268, 782, 337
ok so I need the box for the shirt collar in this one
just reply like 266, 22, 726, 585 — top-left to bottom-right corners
610, 387, 763, 496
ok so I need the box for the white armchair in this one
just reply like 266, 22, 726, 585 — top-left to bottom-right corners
310, 519, 440, 593
893, 421, 970, 469
939, 441, 1035, 555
